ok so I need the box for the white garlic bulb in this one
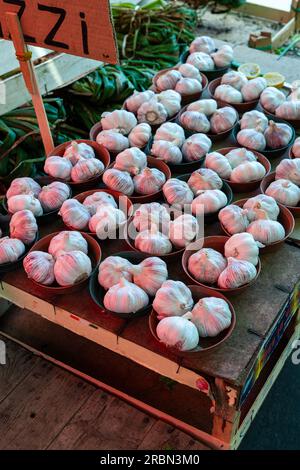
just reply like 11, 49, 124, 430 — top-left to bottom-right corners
189, 36, 215, 54
214, 85, 243, 104
211, 45, 234, 68
98, 256, 133, 290
48, 231, 88, 259
218, 204, 249, 234
103, 169, 134, 196
133, 168, 166, 195
240, 110, 268, 131
225, 147, 257, 169
187, 52, 214, 71
210, 107, 237, 133
44, 156, 72, 180
156, 316, 199, 352
135, 227, 172, 255
264, 121, 293, 149
156, 90, 181, 117
7, 177, 41, 199
230, 161, 266, 183
9, 210, 38, 245
71, 158, 104, 183
54, 250, 92, 286
188, 168, 223, 193
104, 278, 149, 314
23, 251, 55, 285
133, 202, 170, 234
182, 134, 212, 162
180, 111, 210, 133
276, 101, 300, 120
137, 99, 168, 126
237, 128, 266, 151
151, 140, 183, 164
8, 194, 43, 216
89, 207, 125, 237
153, 280, 194, 319
101, 109, 137, 135
192, 190, 228, 215
218, 257, 257, 289
243, 195, 279, 221
276, 159, 300, 185
225, 233, 259, 266
260, 87, 286, 113
247, 219, 285, 245
38, 182, 70, 212
63, 142, 95, 165
83, 191, 117, 216
288, 84, 300, 101
292, 137, 300, 157
266, 179, 300, 206
241, 77, 267, 101
187, 297, 232, 337
178, 63, 202, 81
175, 77, 202, 95
125, 90, 155, 114
156, 69, 181, 91
221, 71, 248, 91
188, 248, 227, 284
96, 130, 129, 153
58, 199, 90, 230
114, 148, 147, 176
0, 237, 25, 264
128, 123, 152, 148
154, 122, 185, 147
205, 152, 232, 179
187, 99, 217, 116
130, 257, 168, 296
169, 214, 199, 248
163, 179, 194, 207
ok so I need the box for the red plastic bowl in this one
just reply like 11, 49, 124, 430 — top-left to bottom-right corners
260, 171, 300, 217
208, 77, 259, 113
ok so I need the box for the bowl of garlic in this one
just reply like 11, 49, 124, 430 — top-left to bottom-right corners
182, 235, 261, 295
260, 170, 300, 217
23, 231, 101, 295
90, 252, 168, 319
219, 197, 294, 252
46, 139, 110, 191
205, 147, 271, 193
259, 86, 300, 130
149, 282, 236, 354
289, 136, 300, 159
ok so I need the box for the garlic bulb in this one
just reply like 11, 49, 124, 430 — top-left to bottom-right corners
163, 179, 194, 207
192, 190, 227, 215
98, 256, 133, 290
133, 168, 166, 195
189, 36, 215, 54
133, 203, 170, 234
218, 257, 257, 289
243, 195, 279, 221
188, 168, 223, 193
187, 297, 232, 337
292, 137, 300, 157
156, 316, 199, 352
276, 159, 300, 185
114, 148, 147, 176
48, 231, 88, 259
130, 257, 168, 296
63, 142, 95, 165
104, 278, 149, 314
187, 52, 214, 72
247, 219, 285, 245
219, 204, 249, 234
210, 107, 237, 133
153, 280, 194, 319
156, 69, 181, 91
59, 199, 90, 230
0, 237, 25, 264
211, 45, 234, 68
135, 227, 172, 255
125, 90, 155, 114
7, 177, 41, 199
221, 71, 248, 91
178, 63, 202, 81
83, 191, 117, 216
276, 101, 300, 120
181, 134, 212, 162
260, 87, 286, 113
169, 214, 199, 248
264, 121, 293, 149
38, 182, 70, 212
241, 77, 267, 101
175, 77, 202, 95
214, 85, 243, 104
96, 130, 129, 153
23, 251, 55, 285
225, 233, 259, 266
288, 84, 300, 102
237, 128, 266, 151
103, 169, 134, 196
266, 179, 300, 206
101, 110, 137, 135
231, 161, 266, 183
71, 158, 104, 183
128, 123, 152, 148
187, 99, 217, 116
137, 99, 168, 126
156, 90, 181, 117
240, 110, 268, 131
8, 194, 43, 216
154, 122, 185, 147
205, 152, 232, 179
180, 111, 210, 133
225, 147, 257, 169
89, 207, 126, 239
9, 210, 38, 245
44, 156, 72, 180
54, 250, 92, 286
151, 140, 183, 164
188, 248, 227, 284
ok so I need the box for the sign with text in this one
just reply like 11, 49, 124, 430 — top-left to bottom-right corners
0, 0, 118, 63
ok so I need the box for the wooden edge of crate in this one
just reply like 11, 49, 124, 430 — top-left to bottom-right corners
240, 3, 294, 24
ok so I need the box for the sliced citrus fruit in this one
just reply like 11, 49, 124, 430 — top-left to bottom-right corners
238, 63, 261, 79
263, 72, 285, 88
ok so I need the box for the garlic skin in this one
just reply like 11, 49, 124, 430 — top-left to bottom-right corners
178, 63, 202, 81
187, 99, 217, 116
7, 177, 41, 199
137, 99, 168, 126
101, 110, 137, 135
182, 134, 212, 162
169, 214, 199, 248
180, 111, 210, 133
9, 210, 38, 245
44, 156, 72, 180
71, 158, 104, 183
0, 237, 25, 264
156, 69, 181, 91
130, 257, 168, 296
225, 147, 257, 169
266, 179, 300, 206
175, 78, 202, 95
192, 190, 228, 215
59, 199, 90, 230
153, 280, 194, 319
188, 248, 227, 284
38, 182, 70, 212
288, 84, 300, 101
187, 52, 214, 71
54, 250, 92, 286
247, 219, 285, 245
135, 228, 172, 255
205, 152, 232, 179
240, 110, 268, 131
219, 204, 249, 234
241, 77, 267, 101
104, 278, 149, 314
156, 316, 199, 352
133, 168, 166, 195
260, 87, 286, 113
211, 45, 234, 68
189, 36, 215, 54
114, 148, 147, 176
48, 231, 88, 259
210, 107, 237, 133
8, 194, 43, 216
292, 137, 300, 157
154, 122, 185, 147
103, 169, 134, 196
96, 130, 129, 153
91, 207, 126, 240
128, 123, 152, 148
276, 159, 300, 185
187, 297, 232, 337
243, 195, 279, 221
237, 128, 266, 151
276, 101, 300, 120
221, 71, 248, 91
218, 257, 257, 289
151, 140, 183, 164
98, 256, 133, 290
156, 90, 181, 117
83, 191, 117, 216
125, 90, 155, 114
23, 251, 55, 285
230, 161, 266, 183
63, 142, 95, 165
133, 203, 170, 234
188, 168, 223, 193
264, 121, 293, 149
225, 233, 259, 266
214, 85, 243, 104
163, 179, 194, 207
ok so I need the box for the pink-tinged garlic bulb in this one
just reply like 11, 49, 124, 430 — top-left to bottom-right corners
189, 36, 215, 54
168, 214, 199, 248
163, 179, 194, 207
48, 231, 88, 259
38, 182, 70, 212
23, 251, 55, 285
187, 99, 217, 116
260, 87, 286, 113
0, 237, 25, 264
101, 110, 137, 135
187, 297, 232, 337
218, 257, 257, 289
114, 148, 147, 176
211, 45, 234, 68
63, 141, 95, 165
264, 121, 293, 149
230, 161, 266, 183
243, 195, 279, 222
153, 280, 194, 319
98, 256, 133, 291
135, 227, 172, 256
240, 110, 268, 131
156, 316, 199, 352
104, 278, 149, 314
225, 148, 257, 169
241, 77, 267, 101
218, 204, 249, 235
276, 101, 300, 120
188, 248, 227, 284
9, 210, 38, 245
58, 199, 90, 231
265, 179, 300, 207
224, 232, 259, 266
96, 130, 129, 153
156, 69, 181, 91
247, 219, 285, 245
181, 134, 212, 162
191, 190, 228, 215
7, 177, 41, 199
130, 257, 168, 296
44, 156, 72, 180
7, 194, 43, 216
221, 71, 248, 91
156, 90, 181, 118
292, 137, 300, 157
151, 140, 183, 164
214, 85, 243, 104
175, 77, 202, 95
205, 152, 232, 180
210, 107, 237, 133
128, 123, 152, 149
276, 159, 300, 186
237, 128, 266, 151
133, 168, 166, 195
71, 158, 104, 183
178, 63, 202, 81
180, 110, 210, 133
132, 202, 170, 234
54, 250, 92, 286
137, 99, 168, 126
187, 52, 214, 72
188, 168, 223, 194
102, 168, 134, 196
83, 191, 117, 216
154, 122, 185, 147
89, 207, 126, 239
125, 90, 155, 114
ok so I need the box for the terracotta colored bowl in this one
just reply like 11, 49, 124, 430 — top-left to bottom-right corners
179, 50, 230, 81
89, 251, 153, 320
149, 284, 236, 355
47, 140, 110, 192
182, 235, 261, 296
208, 77, 259, 113
260, 103, 300, 130
27, 231, 101, 295
216, 147, 271, 193
220, 198, 295, 252
260, 171, 300, 217
0, 232, 39, 274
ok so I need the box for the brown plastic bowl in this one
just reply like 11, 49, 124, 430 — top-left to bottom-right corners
216, 147, 271, 193
260, 103, 300, 130
208, 77, 259, 113
260, 171, 300, 217
220, 198, 295, 252
149, 284, 236, 355
27, 231, 102, 295
182, 235, 261, 296
47, 140, 110, 192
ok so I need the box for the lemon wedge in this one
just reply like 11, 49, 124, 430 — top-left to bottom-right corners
238, 63, 261, 79
263, 72, 285, 88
